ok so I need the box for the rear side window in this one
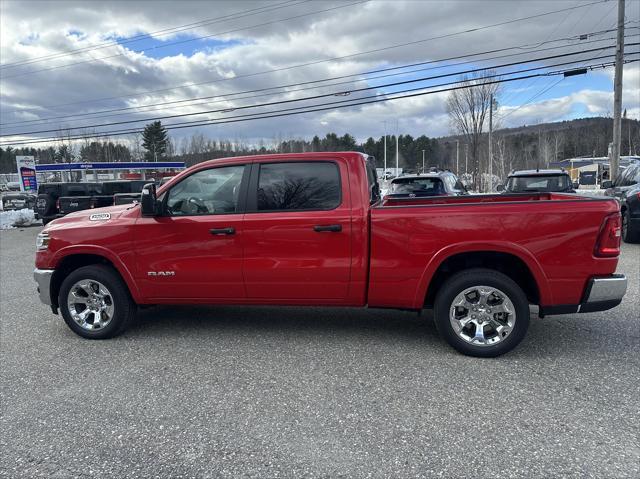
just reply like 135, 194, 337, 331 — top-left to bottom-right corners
506, 175, 571, 192
257, 162, 341, 211
391, 177, 445, 194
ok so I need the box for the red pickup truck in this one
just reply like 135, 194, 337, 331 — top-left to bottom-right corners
34, 152, 627, 357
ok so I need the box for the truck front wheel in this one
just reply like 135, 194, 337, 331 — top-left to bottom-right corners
433, 268, 530, 357
58, 265, 136, 339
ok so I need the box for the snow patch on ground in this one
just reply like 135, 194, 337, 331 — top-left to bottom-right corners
0, 209, 40, 230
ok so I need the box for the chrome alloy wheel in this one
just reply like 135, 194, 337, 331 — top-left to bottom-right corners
66, 280, 115, 331
449, 285, 516, 346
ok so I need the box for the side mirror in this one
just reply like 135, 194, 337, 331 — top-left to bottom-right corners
601, 180, 612, 189
140, 183, 159, 216
496, 184, 504, 192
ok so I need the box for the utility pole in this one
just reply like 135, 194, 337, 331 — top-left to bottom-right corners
465, 144, 468, 174
395, 132, 399, 176
383, 134, 387, 175
455, 140, 459, 174
382, 121, 387, 177
422, 149, 425, 173
611, 0, 625, 181
488, 94, 494, 192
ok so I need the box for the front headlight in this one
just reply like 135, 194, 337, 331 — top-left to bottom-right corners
36, 232, 50, 251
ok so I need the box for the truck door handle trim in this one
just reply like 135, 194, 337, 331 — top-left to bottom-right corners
313, 224, 342, 233
210, 227, 235, 235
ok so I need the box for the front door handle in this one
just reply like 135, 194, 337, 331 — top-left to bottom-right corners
313, 224, 342, 233
210, 227, 235, 235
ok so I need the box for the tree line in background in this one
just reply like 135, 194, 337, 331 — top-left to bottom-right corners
1, 116, 638, 185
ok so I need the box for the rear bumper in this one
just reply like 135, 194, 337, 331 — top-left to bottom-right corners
540, 274, 627, 316
34, 268, 54, 306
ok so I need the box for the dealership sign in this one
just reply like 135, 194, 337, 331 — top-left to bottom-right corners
35, 161, 185, 171
16, 156, 38, 192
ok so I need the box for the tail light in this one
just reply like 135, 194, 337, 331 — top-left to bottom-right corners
594, 213, 621, 257
55, 198, 60, 210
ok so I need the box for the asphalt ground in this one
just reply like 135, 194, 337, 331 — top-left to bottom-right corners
1, 226, 639, 478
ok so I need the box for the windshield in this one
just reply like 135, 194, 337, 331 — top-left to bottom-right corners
390, 177, 445, 195
505, 174, 572, 192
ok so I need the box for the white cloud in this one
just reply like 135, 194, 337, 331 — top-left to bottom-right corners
0, 0, 638, 147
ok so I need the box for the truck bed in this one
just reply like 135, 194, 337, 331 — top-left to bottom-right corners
380, 192, 583, 207
368, 192, 620, 309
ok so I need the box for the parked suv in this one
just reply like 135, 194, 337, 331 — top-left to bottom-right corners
603, 160, 640, 243
385, 170, 467, 199
498, 169, 575, 193
36, 183, 102, 225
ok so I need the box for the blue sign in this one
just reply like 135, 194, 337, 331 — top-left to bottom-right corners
35, 161, 185, 172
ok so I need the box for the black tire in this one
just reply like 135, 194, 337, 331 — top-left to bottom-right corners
58, 265, 136, 339
433, 268, 530, 357
622, 209, 640, 243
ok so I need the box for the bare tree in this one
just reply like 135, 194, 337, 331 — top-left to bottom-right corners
446, 70, 500, 190
553, 130, 564, 163
129, 133, 143, 161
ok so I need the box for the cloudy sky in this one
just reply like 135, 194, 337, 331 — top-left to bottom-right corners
1, 0, 639, 148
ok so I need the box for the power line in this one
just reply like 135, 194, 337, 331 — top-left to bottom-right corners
2, 33, 628, 128
499, 9, 624, 121
0, 0, 370, 79
3, 44, 636, 138
3, 57, 636, 147
0, 0, 307, 69
498, 77, 566, 120
1, 0, 615, 114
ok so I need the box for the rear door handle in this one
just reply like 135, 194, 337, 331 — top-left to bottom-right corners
313, 224, 342, 233
210, 227, 235, 235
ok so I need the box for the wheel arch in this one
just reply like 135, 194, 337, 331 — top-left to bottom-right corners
415, 243, 550, 309
50, 247, 141, 308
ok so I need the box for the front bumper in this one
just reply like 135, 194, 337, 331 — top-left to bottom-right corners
540, 274, 627, 316
34, 268, 54, 307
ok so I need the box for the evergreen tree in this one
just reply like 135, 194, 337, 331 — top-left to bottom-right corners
142, 121, 168, 161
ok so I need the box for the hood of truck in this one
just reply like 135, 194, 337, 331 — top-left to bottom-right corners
44, 203, 139, 232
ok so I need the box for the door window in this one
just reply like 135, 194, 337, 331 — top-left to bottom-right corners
166, 165, 245, 216
256, 162, 341, 211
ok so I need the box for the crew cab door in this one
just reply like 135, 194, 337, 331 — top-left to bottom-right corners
242, 160, 352, 302
134, 164, 249, 300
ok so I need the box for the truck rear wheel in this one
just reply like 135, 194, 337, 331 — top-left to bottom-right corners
58, 265, 136, 339
433, 268, 530, 357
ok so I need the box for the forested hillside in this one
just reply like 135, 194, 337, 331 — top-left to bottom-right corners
1, 117, 638, 178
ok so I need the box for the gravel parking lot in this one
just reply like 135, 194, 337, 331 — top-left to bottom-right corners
1, 226, 639, 478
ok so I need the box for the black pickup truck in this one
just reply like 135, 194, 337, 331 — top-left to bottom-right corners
36, 181, 147, 224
